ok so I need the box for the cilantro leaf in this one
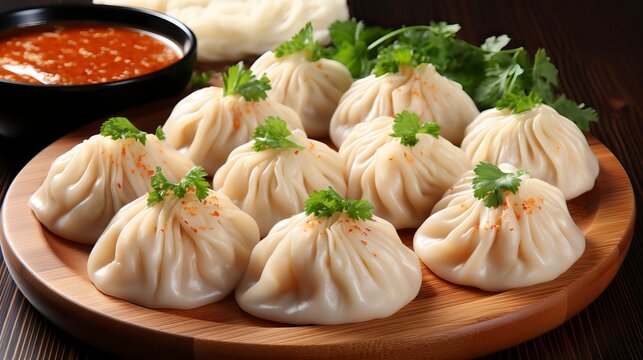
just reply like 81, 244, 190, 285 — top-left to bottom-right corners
326, 19, 389, 78
274, 22, 322, 62
481, 35, 511, 59
100, 117, 149, 144
472, 162, 528, 208
223, 61, 271, 101
252, 116, 304, 152
345, 199, 375, 221
390, 110, 440, 146
147, 167, 174, 206
474, 51, 526, 109
530, 48, 558, 103
147, 166, 210, 206
496, 90, 543, 113
427, 22, 461, 38
190, 71, 212, 88
155, 126, 165, 140
305, 187, 374, 220
373, 44, 415, 76
552, 95, 598, 131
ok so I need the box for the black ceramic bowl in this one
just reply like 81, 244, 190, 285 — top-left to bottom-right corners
0, 4, 196, 139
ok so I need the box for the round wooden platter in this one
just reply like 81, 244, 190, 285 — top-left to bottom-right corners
0, 98, 636, 360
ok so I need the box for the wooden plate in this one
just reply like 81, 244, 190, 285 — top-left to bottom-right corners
0, 97, 636, 359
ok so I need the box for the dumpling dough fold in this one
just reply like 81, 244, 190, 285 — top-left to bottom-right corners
94, 0, 349, 62
339, 116, 471, 229
29, 134, 194, 244
162, 86, 304, 174
330, 63, 479, 147
461, 104, 599, 200
413, 164, 586, 292
250, 51, 353, 138
213, 129, 346, 236
88, 190, 260, 309
236, 212, 422, 324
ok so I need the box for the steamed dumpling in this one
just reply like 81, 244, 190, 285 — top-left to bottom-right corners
339, 116, 471, 229
235, 211, 422, 324
213, 128, 346, 236
29, 132, 194, 244
250, 51, 353, 138
329, 63, 479, 147
413, 163, 586, 292
162, 86, 305, 174
88, 187, 260, 309
95, 0, 349, 62
460, 104, 599, 200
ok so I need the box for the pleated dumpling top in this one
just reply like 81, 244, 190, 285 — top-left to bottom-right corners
414, 162, 585, 292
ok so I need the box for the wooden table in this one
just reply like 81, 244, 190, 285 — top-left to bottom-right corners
1, 0, 641, 358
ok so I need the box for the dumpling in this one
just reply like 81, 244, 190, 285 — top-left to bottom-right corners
236, 188, 422, 325
87, 167, 260, 309
250, 44, 352, 137
339, 112, 471, 229
461, 104, 599, 200
162, 62, 305, 174
213, 117, 346, 236
413, 162, 586, 292
329, 63, 479, 147
96, 0, 349, 62
29, 117, 194, 244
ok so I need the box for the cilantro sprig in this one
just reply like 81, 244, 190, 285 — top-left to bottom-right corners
147, 166, 210, 206
305, 187, 374, 221
390, 110, 440, 146
274, 22, 323, 62
472, 162, 528, 208
496, 90, 543, 114
100, 117, 164, 145
190, 71, 212, 88
252, 117, 304, 152
223, 62, 271, 101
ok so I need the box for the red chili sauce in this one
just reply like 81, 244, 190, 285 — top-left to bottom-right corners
0, 22, 182, 85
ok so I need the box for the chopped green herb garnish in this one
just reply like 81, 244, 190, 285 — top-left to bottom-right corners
496, 90, 543, 114
223, 61, 271, 101
155, 126, 165, 140
551, 95, 598, 131
390, 110, 440, 146
100, 117, 162, 145
472, 162, 528, 208
373, 44, 416, 76
252, 116, 304, 152
189, 71, 212, 87
147, 166, 210, 206
305, 187, 374, 220
274, 22, 323, 62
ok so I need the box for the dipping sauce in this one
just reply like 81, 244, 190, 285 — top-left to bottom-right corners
0, 22, 182, 85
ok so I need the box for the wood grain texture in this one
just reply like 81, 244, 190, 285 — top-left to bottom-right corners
0, 0, 642, 359
0, 99, 636, 359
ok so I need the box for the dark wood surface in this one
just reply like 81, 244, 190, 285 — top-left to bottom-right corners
1, 0, 641, 359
